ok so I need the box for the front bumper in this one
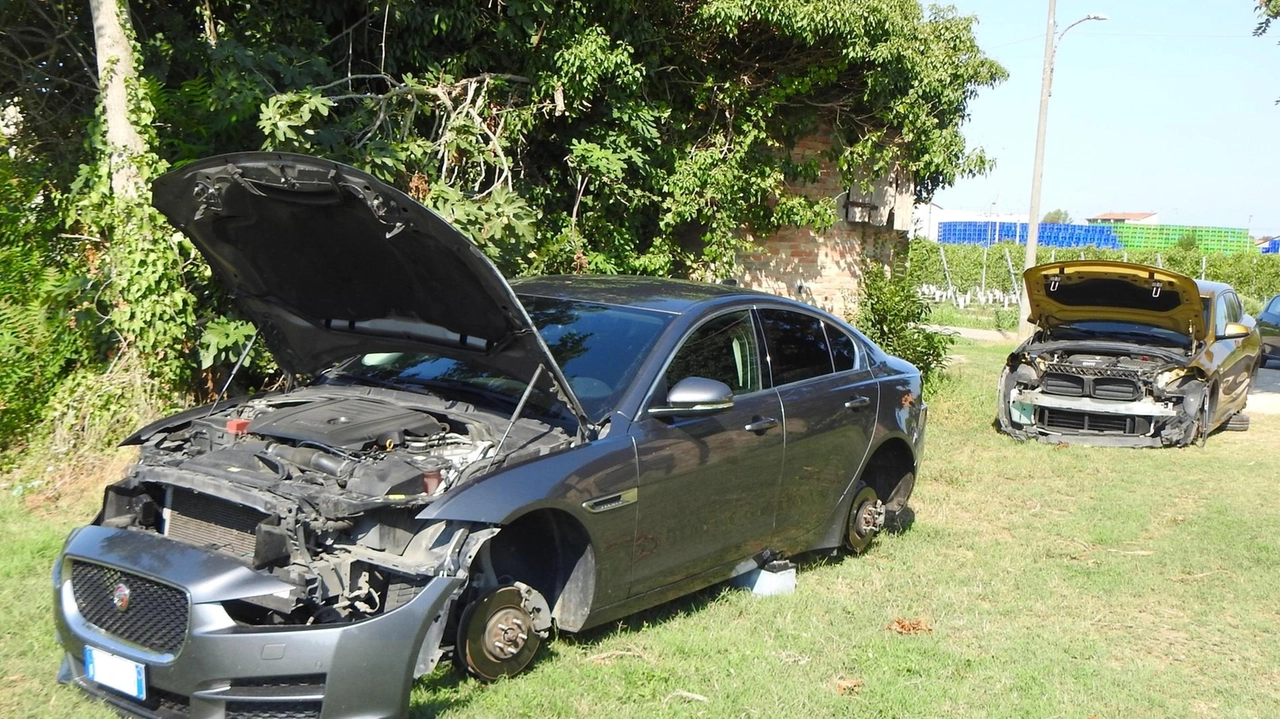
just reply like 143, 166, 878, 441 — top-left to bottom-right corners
54, 525, 461, 719
1000, 387, 1197, 448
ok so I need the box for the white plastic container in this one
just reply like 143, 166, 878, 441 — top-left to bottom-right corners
730, 560, 797, 596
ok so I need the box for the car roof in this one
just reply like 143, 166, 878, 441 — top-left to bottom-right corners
512, 275, 777, 314
1195, 279, 1234, 298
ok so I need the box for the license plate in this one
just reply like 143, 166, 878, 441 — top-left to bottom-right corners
84, 645, 146, 701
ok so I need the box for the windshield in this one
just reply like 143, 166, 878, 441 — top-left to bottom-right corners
324, 296, 673, 423
521, 295, 673, 419
1050, 320, 1191, 349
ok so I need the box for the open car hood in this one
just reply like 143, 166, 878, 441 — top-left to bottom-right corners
1024, 260, 1206, 341
151, 152, 591, 436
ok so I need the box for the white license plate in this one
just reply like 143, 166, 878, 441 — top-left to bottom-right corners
84, 645, 146, 701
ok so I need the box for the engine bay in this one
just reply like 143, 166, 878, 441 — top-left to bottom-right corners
997, 339, 1204, 447
96, 386, 571, 628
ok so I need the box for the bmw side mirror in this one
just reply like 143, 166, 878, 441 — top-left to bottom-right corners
1219, 322, 1252, 340
648, 377, 734, 417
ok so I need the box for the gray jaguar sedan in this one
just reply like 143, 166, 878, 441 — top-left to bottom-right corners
53, 153, 927, 719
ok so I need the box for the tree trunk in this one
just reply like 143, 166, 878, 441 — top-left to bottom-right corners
88, 0, 146, 199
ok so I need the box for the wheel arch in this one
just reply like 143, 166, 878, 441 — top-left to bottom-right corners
807, 435, 919, 552
480, 507, 597, 633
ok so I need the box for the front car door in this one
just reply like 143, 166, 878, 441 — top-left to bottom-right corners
1215, 291, 1256, 412
1257, 295, 1280, 363
628, 309, 783, 596
758, 308, 880, 551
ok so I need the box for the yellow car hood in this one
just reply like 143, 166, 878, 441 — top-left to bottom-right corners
1023, 261, 1205, 341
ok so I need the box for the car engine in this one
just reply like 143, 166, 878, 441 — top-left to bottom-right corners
96, 386, 571, 630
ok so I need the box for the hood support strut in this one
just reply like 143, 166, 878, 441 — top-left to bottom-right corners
487, 364, 547, 474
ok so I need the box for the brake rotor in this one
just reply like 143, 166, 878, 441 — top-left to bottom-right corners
846, 485, 885, 555
455, 585, 543, 681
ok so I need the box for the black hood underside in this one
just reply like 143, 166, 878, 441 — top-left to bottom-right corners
150, 153, 590, 435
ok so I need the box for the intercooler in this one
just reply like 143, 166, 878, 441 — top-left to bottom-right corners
164, 488, 268, 561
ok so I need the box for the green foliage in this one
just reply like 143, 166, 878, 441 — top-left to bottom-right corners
1258, 0, 1280, 34
0, 156, 96, 449
197, 318, 257, 370
907, 238, 1280, 306
127, 0, 1003, 277
854, 264, 954, 395
0, 1, 1005, 455
1175, 230, 1199, 251
1041, 209, 1071, 224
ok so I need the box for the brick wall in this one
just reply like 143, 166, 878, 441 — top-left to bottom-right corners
734, 134, 912, 318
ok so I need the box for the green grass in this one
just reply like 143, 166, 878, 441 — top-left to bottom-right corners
6, 339, 1280, 718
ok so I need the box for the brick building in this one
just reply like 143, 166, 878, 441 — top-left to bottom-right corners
735, 134, 914, 318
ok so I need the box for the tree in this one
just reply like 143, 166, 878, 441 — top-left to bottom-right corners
87, 0, 146, 198
1258, 0, 1280, 34
1042, 209, 1072, 224
0, 0, 1007, 420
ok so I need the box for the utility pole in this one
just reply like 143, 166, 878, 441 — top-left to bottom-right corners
1017, 5, 1108, 339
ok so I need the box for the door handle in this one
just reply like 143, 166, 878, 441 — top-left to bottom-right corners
743, 417, 779, 433
844, 396, 871, 410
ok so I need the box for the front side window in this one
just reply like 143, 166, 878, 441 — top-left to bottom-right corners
1226, 293, 1243, 323
1214, 295, 1230, 337
759, 309, 834, 385
664, 311, 761, 396
1266, 295, 1280, 315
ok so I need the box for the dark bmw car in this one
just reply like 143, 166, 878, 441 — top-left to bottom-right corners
53, 153, 927, 719
1258, 293, 1280, 367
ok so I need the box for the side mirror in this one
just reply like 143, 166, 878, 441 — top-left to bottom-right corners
1220, 322, 1252, 340
647, 377, 734, 418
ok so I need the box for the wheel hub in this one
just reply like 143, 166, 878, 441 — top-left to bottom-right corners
854, 499, 886, 538
484, 607, 530, 660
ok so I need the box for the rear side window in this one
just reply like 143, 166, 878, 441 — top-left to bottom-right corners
759, 309, 834, 385
826, 323, 862, 372
1266, 296, 1280, 315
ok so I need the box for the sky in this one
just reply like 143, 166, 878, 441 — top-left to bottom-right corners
930, 0, 1280, 236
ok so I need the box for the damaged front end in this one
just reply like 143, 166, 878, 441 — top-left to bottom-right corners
54, 386, 563, 718
997, 340, 1207, 447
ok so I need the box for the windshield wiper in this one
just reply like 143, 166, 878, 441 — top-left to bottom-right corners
415, 378, 524, 410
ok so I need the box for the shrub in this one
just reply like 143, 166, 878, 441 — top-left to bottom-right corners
854, 264, 954, 395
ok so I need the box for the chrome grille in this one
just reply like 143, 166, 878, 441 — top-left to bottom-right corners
166, 489, 267, 560
70, 561, 188, 654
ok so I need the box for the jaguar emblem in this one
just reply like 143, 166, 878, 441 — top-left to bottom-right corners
112, 583, 131, 612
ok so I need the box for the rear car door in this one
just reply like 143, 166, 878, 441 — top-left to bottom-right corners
629, 310, 784, 596
758, 309, 879, 551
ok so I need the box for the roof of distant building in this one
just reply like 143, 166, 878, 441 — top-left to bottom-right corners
1087, 212, 1157, 221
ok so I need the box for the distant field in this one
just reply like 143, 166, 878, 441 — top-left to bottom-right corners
5, 338, 1278, 718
